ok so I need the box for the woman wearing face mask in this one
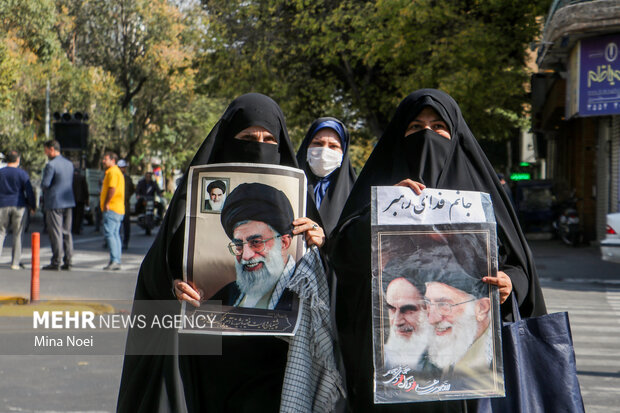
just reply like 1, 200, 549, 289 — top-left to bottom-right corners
296, 117, 357, 237
329, 89, 546, 412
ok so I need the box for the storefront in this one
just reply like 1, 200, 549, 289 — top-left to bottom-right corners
532, 1, 620, 242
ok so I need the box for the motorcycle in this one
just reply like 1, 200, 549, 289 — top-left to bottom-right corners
553, 195, 582, 246
136, 195, 163, 235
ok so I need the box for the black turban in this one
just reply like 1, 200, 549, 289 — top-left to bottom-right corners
207, 180, 226, 194
381, 255, 428, 296
220, 182, 294, 239
423, 263, 488, 299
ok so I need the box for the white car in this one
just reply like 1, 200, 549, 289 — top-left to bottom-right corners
601, 212, 620, 263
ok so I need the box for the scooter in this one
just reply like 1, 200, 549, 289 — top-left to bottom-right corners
136, 195, 163, 235
553, 196, 581, 246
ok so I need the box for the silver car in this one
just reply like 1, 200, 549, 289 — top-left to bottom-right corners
601, 212, 620, 263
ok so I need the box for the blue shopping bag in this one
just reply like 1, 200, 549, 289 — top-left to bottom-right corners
478, 295, 585, 412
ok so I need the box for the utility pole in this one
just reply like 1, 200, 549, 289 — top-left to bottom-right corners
45, 81, 50, 138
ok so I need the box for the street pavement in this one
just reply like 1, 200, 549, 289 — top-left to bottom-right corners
0, 217, 619, 412
529, 239, 620, 413
0, 217, 152, 413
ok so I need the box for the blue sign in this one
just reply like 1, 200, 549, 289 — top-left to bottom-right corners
579, 34, 620, 117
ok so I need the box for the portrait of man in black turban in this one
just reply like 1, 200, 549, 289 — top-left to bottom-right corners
203, 178, 228, 212
216, 182, 297, 310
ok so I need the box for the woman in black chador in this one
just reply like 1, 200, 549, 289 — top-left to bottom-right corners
329, 89, 547, 412
296, 117, 357, 237
117, 93, 341, 413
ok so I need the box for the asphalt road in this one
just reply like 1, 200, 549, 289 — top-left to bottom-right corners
0, 218, 619, 412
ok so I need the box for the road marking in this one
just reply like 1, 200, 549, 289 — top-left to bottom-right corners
541, 277, 620, 285
607, 289, 620, 325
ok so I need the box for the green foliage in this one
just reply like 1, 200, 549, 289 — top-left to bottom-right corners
0, 0, 60, 60
1, 0, 551, 179
1, 0, 219, 185
197, 0, 550, 169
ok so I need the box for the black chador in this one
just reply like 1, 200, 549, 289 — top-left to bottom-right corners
329, 89, 546, 412
117, 93, 324, 413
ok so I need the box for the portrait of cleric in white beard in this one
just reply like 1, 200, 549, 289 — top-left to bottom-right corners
217, 182, 296, 310
378, 247, 495, 388
381, 256, 431, 370
420, 263, 493, 387
203, 179, 227, 212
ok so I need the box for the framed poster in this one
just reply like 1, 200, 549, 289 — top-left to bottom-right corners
180, 163, 307, 336
371, 187, 504, 403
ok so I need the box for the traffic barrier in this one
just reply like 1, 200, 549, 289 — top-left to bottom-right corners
31, 232, 40, 302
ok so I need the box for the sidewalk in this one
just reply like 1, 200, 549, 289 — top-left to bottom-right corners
0, 215, 152, 300
529, 238, 620, 284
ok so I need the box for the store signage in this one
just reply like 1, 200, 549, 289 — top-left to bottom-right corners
578, 33, 620, 117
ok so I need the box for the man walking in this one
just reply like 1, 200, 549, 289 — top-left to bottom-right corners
100, 152, 125, 270
72, 168, 89, 235
0, 150, 36, 269
118, 159, 134, 249
41, 140, 75, 271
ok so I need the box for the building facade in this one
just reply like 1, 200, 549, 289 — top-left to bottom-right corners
532, 0, 620, 242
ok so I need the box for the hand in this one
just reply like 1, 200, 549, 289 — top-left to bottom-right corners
482, 271, 513, 304
292, 217, 325, 248
103, 203, 110, 212
395, 179, 426, 195
173, 279, 204, 308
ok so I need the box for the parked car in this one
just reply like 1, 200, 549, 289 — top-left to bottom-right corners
601, 212, 620, 263
513, 180, 556, 235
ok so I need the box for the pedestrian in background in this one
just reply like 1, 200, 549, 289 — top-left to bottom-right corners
41, 140, 75, 271
498, 172, 515, 208
135, 171, 163, 214
100, 152, 125, 270
118, 159, 134, 249
0, 150, 36, 269
72, 168, 89, 235
94, 177, 103, 233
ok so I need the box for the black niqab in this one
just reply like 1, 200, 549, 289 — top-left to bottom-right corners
337, 89, 545, 318
296, 117, 357, 236
329, 89, 546, 412
117, 93, 315, 413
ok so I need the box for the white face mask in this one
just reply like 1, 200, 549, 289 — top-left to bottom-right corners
307, 147, 343, 177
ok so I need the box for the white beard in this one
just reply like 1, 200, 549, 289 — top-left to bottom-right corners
427, 301, 478, 369
235, 237, 286, 304
208, 199, 224, 210
384, 320, 430, 369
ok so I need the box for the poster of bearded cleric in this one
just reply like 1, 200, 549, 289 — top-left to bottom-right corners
180, 164, 307, 335
371, 186, 505, 403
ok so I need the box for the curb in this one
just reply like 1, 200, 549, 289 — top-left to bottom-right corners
0, 297, 116, 317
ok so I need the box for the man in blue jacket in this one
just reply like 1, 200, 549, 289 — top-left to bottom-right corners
41, 140, 75, 270
0, 150, 36, 269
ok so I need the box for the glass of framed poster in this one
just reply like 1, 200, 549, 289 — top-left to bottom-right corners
371, 186, 505, 403
180, 163, 307, 336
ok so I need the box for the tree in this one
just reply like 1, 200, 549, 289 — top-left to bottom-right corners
0, 0, 61, 177
72, 0, 221, 171
197, 0, 551, 167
